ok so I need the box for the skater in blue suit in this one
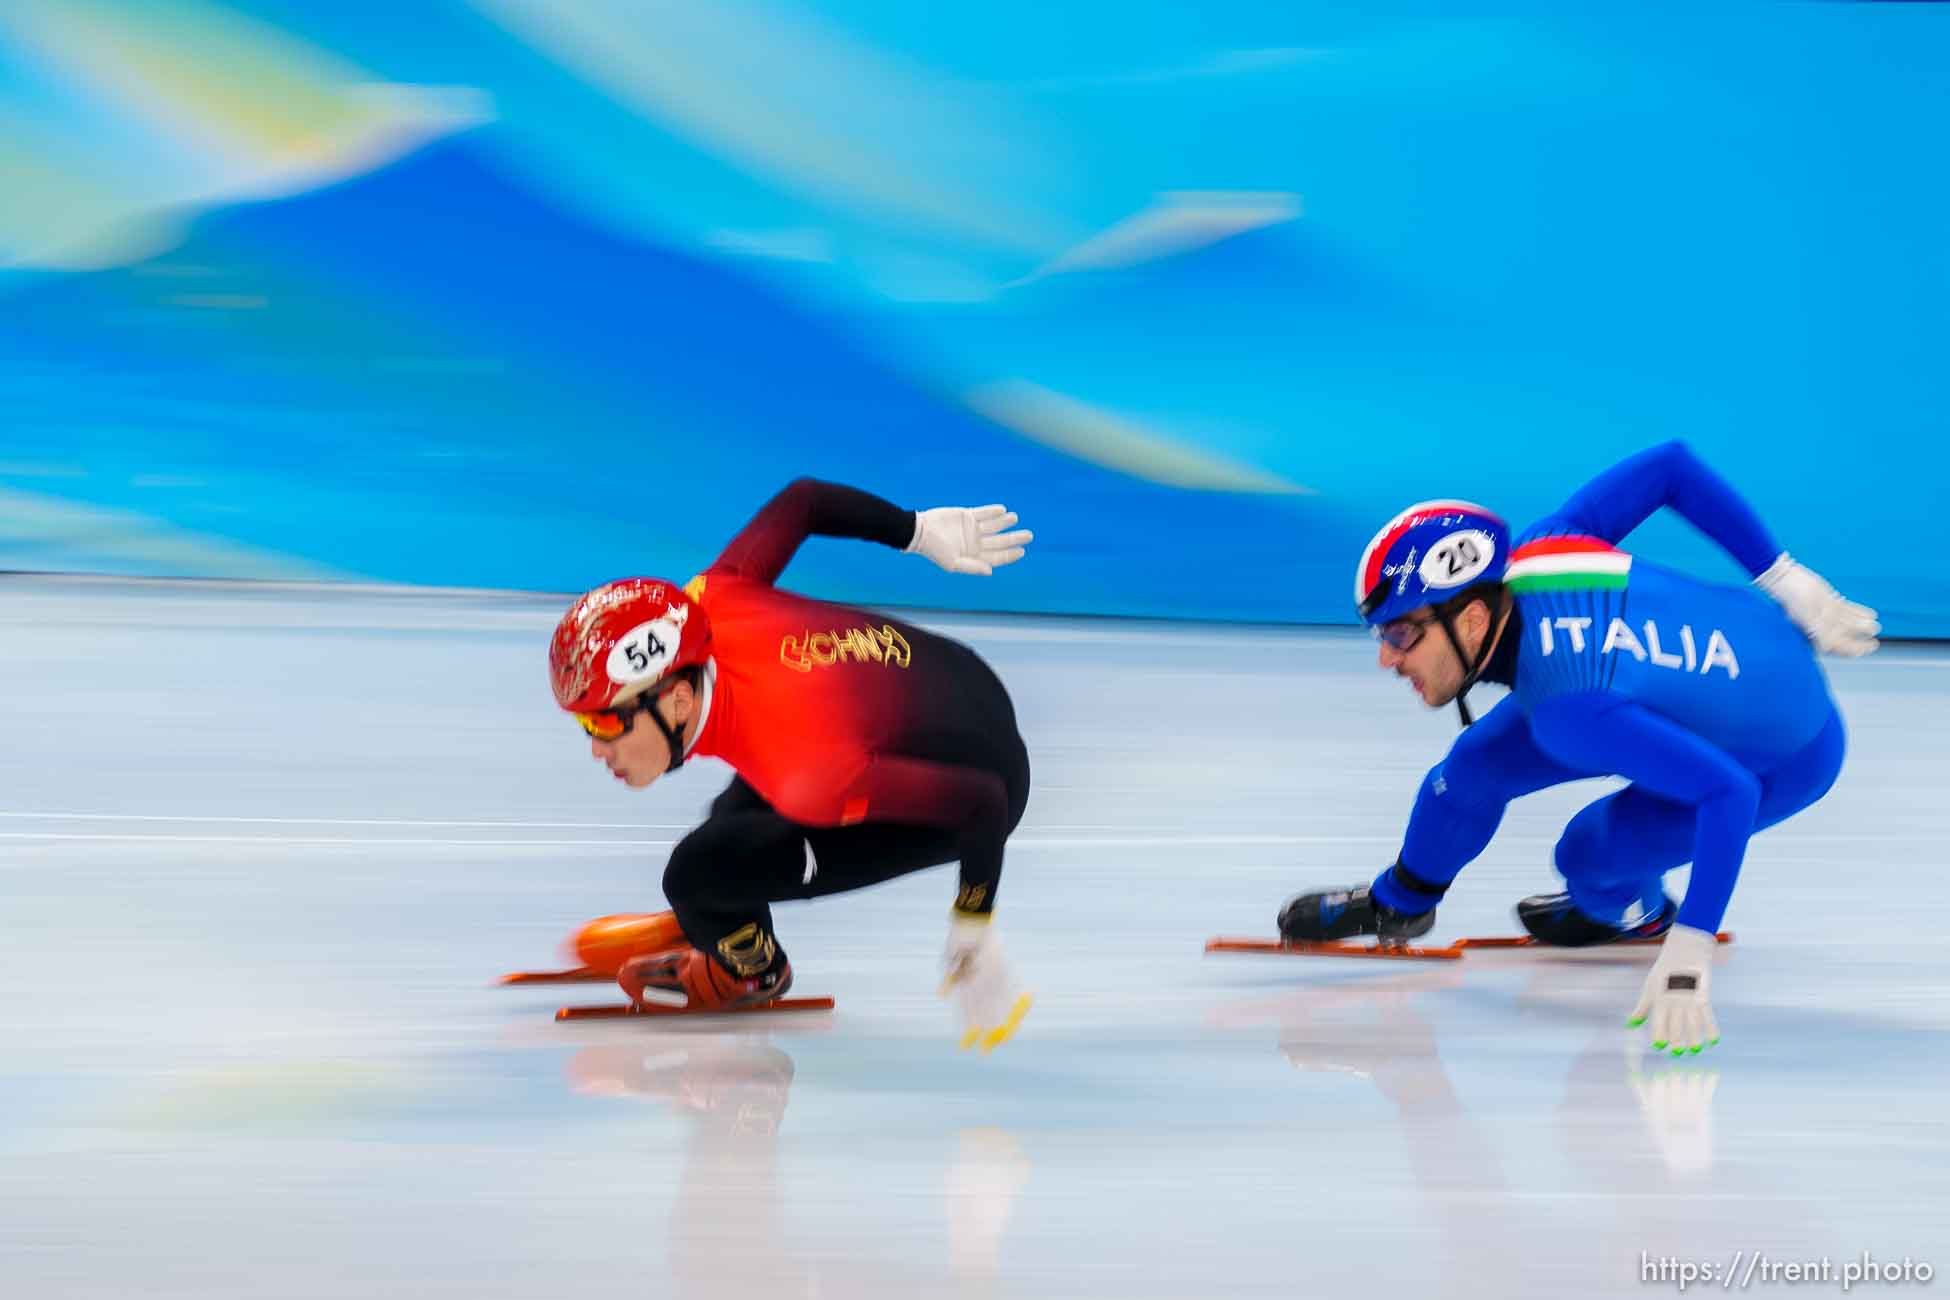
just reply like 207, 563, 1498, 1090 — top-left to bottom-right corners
1278, 442, 1879, 1054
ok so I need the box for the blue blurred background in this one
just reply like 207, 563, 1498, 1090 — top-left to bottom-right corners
2, 0, 1944, 630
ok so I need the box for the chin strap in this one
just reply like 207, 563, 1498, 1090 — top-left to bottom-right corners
653, 709, 688, 772
1433, 594, 1502, 728
635, 684, 691, 772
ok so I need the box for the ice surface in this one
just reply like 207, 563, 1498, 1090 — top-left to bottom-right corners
2, 578, 1944, 1298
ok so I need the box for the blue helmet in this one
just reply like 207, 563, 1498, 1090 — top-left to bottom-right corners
1355, 500, 1510, 627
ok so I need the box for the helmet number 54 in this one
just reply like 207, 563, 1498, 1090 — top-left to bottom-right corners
623, 632, 666, 672
607, 616, 681, 686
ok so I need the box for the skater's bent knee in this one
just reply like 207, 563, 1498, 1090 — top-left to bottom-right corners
662, 834, 716, 900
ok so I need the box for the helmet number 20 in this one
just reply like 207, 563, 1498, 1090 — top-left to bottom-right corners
1418, 529, 1496, 590
1441, 538, 1481, 577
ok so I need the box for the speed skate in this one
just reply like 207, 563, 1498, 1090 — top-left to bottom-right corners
501, 912, 836, 1021
1204, 931, 1734, 961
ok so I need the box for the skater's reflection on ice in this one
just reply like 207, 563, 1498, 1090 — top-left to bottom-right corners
561, 1034, 1031, 1294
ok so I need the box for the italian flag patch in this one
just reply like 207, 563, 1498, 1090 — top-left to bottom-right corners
1504, 535, 1632, 594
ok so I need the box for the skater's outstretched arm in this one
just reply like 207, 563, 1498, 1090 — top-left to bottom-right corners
707, 478, 919, 587
707, 478, 1032, 587
1534, 443, 1879, 655
1528, 691, 1758, 1056
1534, 440, 1781, 574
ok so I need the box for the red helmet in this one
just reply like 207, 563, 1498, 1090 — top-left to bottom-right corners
549, 578, 712, 714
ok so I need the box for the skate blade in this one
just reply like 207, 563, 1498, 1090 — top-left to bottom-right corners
554, 996, 836, 1021
498, 968, 612, 985
1204, 937, 1462, 961
1451, 931, 1734, 950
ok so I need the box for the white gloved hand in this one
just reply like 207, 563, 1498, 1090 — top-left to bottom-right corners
1754, 552, 1880, 656
1628, 924, 1721, 1056
940, 913, 1032, 1052
908, 505, 1033, 576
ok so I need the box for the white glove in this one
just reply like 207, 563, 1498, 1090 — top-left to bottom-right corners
908, 505, 1033, 576
940, 913, 1032, 1052
1628, 924, 1721, 1056
1754, 552, 1880, 656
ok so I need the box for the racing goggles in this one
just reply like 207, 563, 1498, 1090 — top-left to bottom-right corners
574, 695, 658, 741
1371, 614, 1437, 653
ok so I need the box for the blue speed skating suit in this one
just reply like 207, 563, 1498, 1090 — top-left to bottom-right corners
1371, 442, 1846, 933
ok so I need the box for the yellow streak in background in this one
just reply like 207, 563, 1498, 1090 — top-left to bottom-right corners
0, 0, 489, 269
965, 380, 1313, 496
470, 0, 1068, 256
1020, 191, 1303, 284
14, 0, 385, 159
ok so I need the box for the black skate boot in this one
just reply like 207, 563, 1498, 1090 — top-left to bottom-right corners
1278, 884, 1437, 946
1515, 891, 1676, 947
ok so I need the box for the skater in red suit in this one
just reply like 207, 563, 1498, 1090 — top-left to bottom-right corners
550, 479, 1035, 1049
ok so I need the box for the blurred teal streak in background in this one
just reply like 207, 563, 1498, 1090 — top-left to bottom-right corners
1, 0, 1944, 629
